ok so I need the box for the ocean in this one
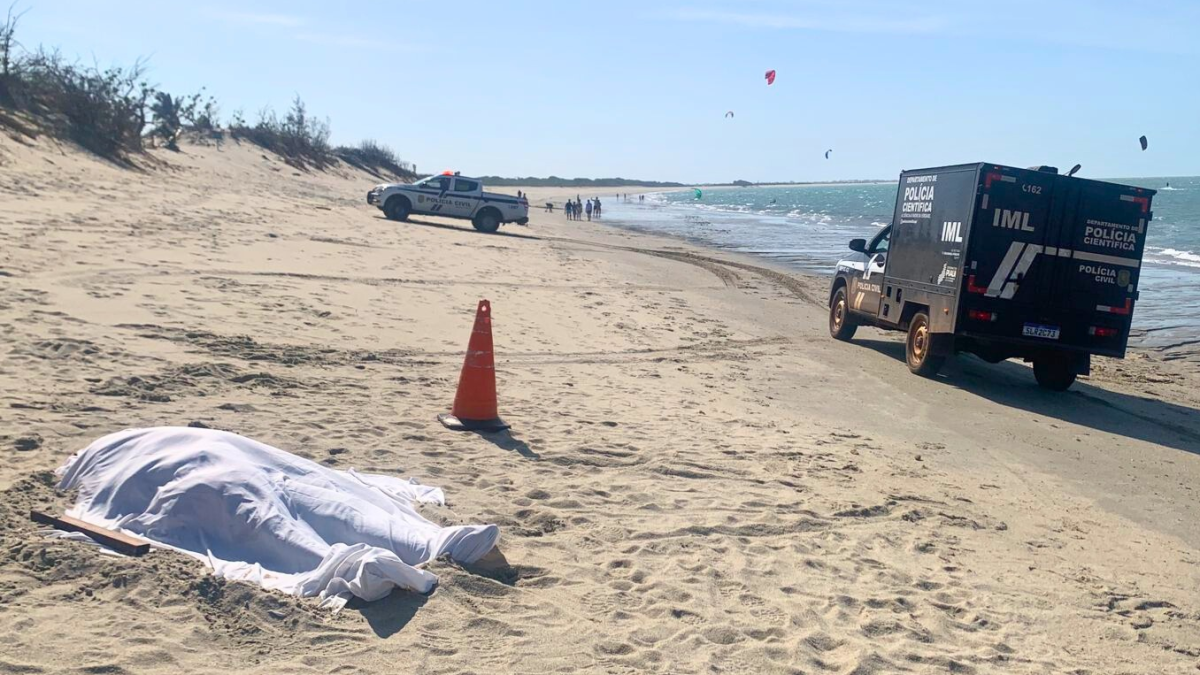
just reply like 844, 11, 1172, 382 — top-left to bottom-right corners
600, 177, 1199, 349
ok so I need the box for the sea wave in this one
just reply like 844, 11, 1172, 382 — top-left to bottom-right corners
1145, 247, 1200, 269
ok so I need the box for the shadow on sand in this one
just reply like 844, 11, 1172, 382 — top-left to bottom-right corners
475, 428, 540, 460
855, 338, 1200, 455
375, 215, 543, 241
349, 589, 429, 638
457, 547, 520, 585
348, 548, 518, 637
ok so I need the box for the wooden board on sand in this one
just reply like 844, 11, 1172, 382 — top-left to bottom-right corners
30, 511, 151, 556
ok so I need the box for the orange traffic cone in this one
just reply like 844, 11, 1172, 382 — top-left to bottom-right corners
438, 300, 509, 431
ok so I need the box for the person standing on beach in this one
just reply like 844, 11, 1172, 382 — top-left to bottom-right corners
566, 200, 574, 220
585, 199, 593, 221
594, 197, 602, 219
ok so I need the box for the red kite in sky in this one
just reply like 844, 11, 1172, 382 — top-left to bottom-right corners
764, 69, 776, 85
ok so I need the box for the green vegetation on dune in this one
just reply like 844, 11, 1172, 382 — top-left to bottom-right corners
334, 139, 415, 180
0, 7, 412, 180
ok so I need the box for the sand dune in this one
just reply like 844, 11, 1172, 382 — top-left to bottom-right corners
1, 134, 1198, 674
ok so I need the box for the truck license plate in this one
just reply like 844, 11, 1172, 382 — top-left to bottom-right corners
1022, 323, 1060, 340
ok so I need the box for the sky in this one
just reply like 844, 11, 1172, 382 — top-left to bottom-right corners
12, 0, 1200, 182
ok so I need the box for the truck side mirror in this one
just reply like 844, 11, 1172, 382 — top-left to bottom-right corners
848, 238, 867, 254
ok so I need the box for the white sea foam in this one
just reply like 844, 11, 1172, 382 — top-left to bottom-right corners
1146, 247, 1200, 269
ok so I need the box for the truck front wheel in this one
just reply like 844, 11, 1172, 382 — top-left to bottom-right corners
384, 196, 411, 221
829, 287, 858, 341
1033, 356, 1077, 391
905, 311, 945, 377
472, 210, 501, 233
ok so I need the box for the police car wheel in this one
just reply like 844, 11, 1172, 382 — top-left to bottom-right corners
829, 287, 857, 341
473, 210, 501, 233
1033, 357, 1076, 391
384, 196, 411, 221
906, 311, 945, 377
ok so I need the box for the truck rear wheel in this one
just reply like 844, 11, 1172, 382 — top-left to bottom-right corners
1033, 357, 1077, 391
384, 196, 411, 222
905, 311, 945, 377
472, 210, 501, 233
829, 287, 858, 341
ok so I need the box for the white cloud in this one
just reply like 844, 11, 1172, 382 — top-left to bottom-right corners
667, 7, 950, 35
666, 1, 1196, 53
204, 9, 412, 52
292, 32, 418, 53
207, 10, 305, 28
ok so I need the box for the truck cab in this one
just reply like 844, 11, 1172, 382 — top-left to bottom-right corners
409, 174, 483, 219
830, 163, 1155, 391
834, 226, 891, 322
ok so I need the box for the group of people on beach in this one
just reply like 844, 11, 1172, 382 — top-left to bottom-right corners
550, 192, 647, 220
565, 196, 601, 221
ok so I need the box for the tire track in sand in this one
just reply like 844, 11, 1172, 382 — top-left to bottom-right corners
546, 236, 823, 306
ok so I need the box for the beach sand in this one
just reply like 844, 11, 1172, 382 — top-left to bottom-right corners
2, 134, 1199, 674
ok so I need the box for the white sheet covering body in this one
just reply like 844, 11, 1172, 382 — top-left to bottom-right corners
57, 427, 499, 608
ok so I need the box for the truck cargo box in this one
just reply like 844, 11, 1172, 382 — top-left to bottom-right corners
883, 163, 1154, 358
